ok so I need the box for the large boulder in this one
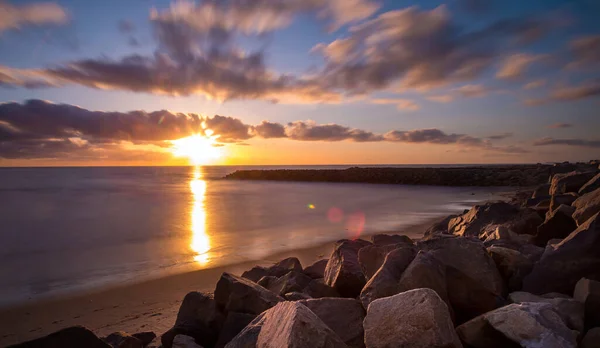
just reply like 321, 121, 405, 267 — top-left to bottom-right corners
580, 172, 600, 195
509, 292, 584, 332
532, 183, 550, 198
572, 188, 600, 226
215, 312, 256, 348
397, 251, 450, 311
303, 259, 328, 279
424, 214, 458, 238
532, 204, 577, 246
549, 193, 578, 212
225, 302, 347, 348
241, 257, 303, 282
324, 239, 371, 298
363, 288, 462, 348
582, 327, 600, 348
214, 273, 283, 315
370, 234, 413, 246
172, 335, 203, 348
573, 277, 600, 330
522, 213, 600, 295
103, 332, 144, 348
551, 171, 597, 195
358, 244, 400, 280
298, 298, 365, 348
488, 246, 534, 292
266, 271, 312, 296
359, 247, 416, 309
131, 332, 156, 347
283, 292, 311, 301
456, 302, 577, 348
303, 278, 340, 298
9, 326, 111, 348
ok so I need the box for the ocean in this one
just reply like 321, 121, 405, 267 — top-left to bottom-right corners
0, 165, 509, 307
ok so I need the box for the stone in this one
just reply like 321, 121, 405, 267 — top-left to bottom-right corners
357, 244, 400, 280
581, 327, 600, 348
225, 302, 347, 348
508, 291, 584, 332
424, 214, 458, 237
304, 278, 340, 298
550, 171, 597, 195
275, 257, 303, 274
580, 172, 600, 195
363, 288, 462, 348
532, 183, 550, 198
483, 239, 545, 262
104, 332, 144, 348
522, 213, 600, 295
324, 239, 371, 298
549, 193, 578, 212
215, 312, 256, 348
298, 298, 365, 348
573, 278, 600, 330
532, 204, 577, 246
241, 258, 303, 282
397, 251, 450, 311
257, 276, 277, 289
162, 292, 221, 348
241, 267, 270, 283
573, 188, 600, 225
132, 332, 156, 346
283, 292, 311, 301
146, 337, 162, 348
303, 259, 328, 279
456, 302, 577, 348
359, 247, 416, 309
370, 234, 413, 246
214, 273, 283, 315
483, 225, 531, 244
9, 326, 111, 348
266, 271, 312, 296
488, 246, 534, 292
173, 335, 203, 348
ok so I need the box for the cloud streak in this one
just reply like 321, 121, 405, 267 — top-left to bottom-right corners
0, 1, 69, 34
533, 137, 600, 148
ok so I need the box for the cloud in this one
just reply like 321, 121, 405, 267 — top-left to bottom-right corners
496, 53, 545, 80
285, 121, 383, 142
567, 35, 600, 70
523, 79, 546, 90
204, 115, 252, 142
533, 137, 600, 148
550, 80, 600, 101
371, 98, 419, 110
548, 123, 573, 129
118, 19, 135, 33
487, 132, 513, 140
0, 1, 69, 34
426, 95, 454, 103
252, 121, 286, 138
455, 84, 489, 97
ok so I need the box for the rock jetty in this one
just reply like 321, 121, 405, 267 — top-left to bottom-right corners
10, 162, 600, 347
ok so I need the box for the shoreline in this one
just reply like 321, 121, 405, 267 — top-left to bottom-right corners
0, 218, 440, 346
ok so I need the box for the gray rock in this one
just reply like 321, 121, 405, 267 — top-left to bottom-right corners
488, 246, 534, 292
257, 276, 277, 289
215, 312, 256, 348
9, 326, 111, 348
214, 273, 283, 315
283, 292, 312, 301
397, 251, 450, 312
359, 247, 416, 309
304, 278, 340, 298
370, 234, 413, 246
533, 204, 577, 247
580, 172, 600, 195
550, 171, 597, 195
549, 193, 578, 212
456, 302, 577, 348
104, 332, 144, 348
162, 292, 221, 348
508, 291, 584, 332
324, 239, 371, 298
522, 213, 600, 295
581, 327, 600, 348
225, 302, 347, 348
424, 214, 458, 237
532, 183, 550, 198
266, 271, 312, 296
298, 298, 365, 348
483, 225, 531, 244
241, 258, 303, 282
357, 244, 400, 280
363, 288, 462, 348
573, 277, 600, 330
572, 188, 600, 225
173, 335, 203, 348
303, 259, 328, 279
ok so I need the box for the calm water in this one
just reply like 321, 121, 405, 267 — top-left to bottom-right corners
0, 166, 508, 306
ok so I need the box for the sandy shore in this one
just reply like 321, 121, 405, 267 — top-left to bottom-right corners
0, 220, 437, 346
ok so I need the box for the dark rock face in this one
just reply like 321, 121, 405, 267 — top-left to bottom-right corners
581, 328, 600, 348
241, 258, 303, 283
370, 234, 413, 246
283, 292, 311, 301
359, 247, 417, 309
572, 188, 600, 226
549, 193, 578, 212
304, 279, 340, 298
487, 246, 534, 292
266, 271, 312, 296
580, 172, 600, 195
532, 183, 550, 198
522, 213, 600, 295
550, 171, 598, 195
298, 298, 366, 348
508, 291, 584, 332
324, 239, 371, 298
257, 275, 277, 289
358, 244, 401, 280
215, 312, 256, 348
214, 273, 283, 315
303, 259, 328, 279
574, 278, 600, 330
397, 251, 450, 311
103, 332, 144, 348
532, 204, 577, 246
225, 302, 347, 348
424, 214, 458, 237
131, 332, 156, 346
8, 326, 111, 348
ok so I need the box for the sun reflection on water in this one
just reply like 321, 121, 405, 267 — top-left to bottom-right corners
190, 166, 211, 265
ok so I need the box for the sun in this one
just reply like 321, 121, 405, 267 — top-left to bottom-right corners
171, 132, 223, 165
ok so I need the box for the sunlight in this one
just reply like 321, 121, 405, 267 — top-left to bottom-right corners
171, 132, 222, 165
189, 167, 211, 265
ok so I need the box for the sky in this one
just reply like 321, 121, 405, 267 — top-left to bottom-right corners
0, 0, 599, 166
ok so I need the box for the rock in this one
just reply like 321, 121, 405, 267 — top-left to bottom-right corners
241, 267, 269, 283
298, 298, 365, 348
573, 278, 600, 330
146, 337, 162, 348
132, 332, 156, 346
483, 225, 530, 244
357, 244, 400, 280
424, 214, 458, 237
456, 302, 577, 348
572, 188, 600, 225
522, 213, 600, 295
9, 326, 111, 348
303, 259, 328, 279
241, 258, 303, 282
257, 276, 277, 289
304, 278, 340, 298
582, 327, 600, 348
104, 332, 144, 348
550, 171, 597, 195
283, 292, 311, 301
324, 239, 371, 298
162, 292, 221, 348
488, 246, 534, 292
532, 183, 550, 198
580, 172, 600, 195
397, 251, 450, 311
419, 236, 506, 323
173, 335, 203, 348
215, 312, 256, 348
484, 239, 545, 262
266, 271, 312, 296
370, 234, 413, 246
275, 257, 303, 274
532, 204, 577, 246
359, 247, 416, 309
363, 288, 462, 348
508, 291, 584, 332
549, 193, 578, 212
225, 302, 347, 348
214, 273, 283, 315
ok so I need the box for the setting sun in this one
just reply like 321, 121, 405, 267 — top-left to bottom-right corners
171, 132, 223, 165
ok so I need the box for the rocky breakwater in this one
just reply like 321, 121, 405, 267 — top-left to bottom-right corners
10, 164, 600, 348
224, 161, 600, 187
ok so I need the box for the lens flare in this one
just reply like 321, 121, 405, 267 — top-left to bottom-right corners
171, 132, 222, 165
